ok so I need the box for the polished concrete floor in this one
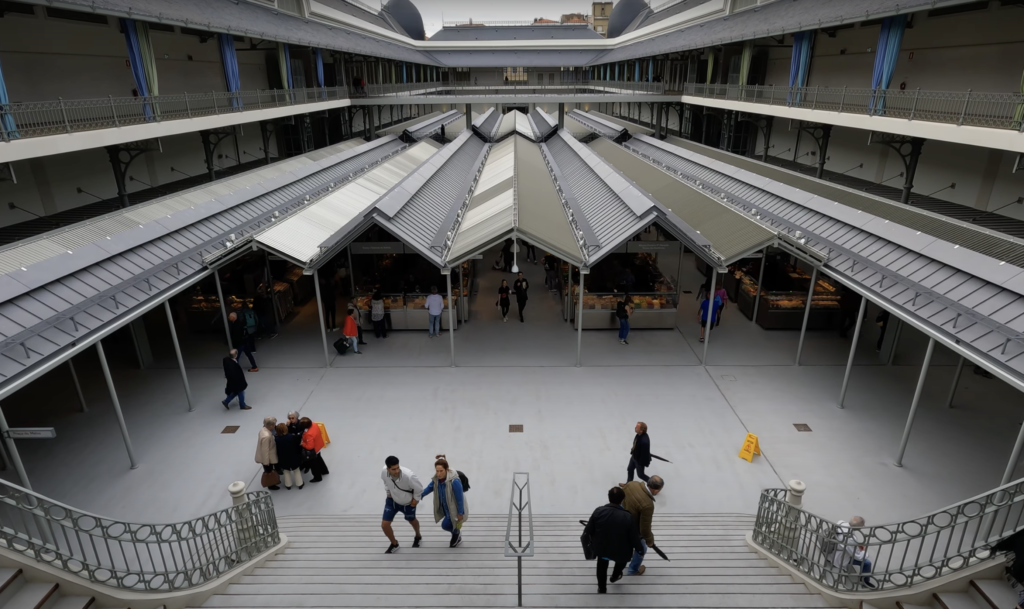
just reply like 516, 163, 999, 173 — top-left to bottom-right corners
0, 246, 1020, 531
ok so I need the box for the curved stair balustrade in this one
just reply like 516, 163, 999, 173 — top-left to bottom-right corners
752, 481, 1024, 594
0, 479, 280, 591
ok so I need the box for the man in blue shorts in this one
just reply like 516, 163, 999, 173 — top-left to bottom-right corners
381, 455, 424, 553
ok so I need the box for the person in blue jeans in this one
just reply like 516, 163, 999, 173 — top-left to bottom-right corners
424, 286, 444, 337
699, 293, 722, 343
221, 349, 251, 410
617, 296, 634, 345
420, 455, 466, 547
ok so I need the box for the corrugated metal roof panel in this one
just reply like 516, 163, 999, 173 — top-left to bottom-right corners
448, 137, 517, 261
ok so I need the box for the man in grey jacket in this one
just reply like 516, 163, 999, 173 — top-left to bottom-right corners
381, 455, 424, 554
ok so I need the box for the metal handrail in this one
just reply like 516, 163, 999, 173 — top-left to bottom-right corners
679, 83, 1024, 132
0, 86, 349, 141
0, 478, 280, 591
751, 479, 1024, 593
352, 80, 665, 99
504, 472, 534, 608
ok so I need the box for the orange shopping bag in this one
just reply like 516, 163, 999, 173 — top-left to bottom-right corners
316, 422, 331, 446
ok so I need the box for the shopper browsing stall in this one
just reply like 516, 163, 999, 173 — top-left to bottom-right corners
425, 286, 444, 337
371, 290, 388, 339
699, 293, 721, 343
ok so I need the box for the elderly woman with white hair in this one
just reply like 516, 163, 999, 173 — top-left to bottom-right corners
286, 411, 302, 435
255, 417, 281, 491
831, 516, 875, 589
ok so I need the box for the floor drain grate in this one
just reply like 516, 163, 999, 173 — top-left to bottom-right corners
793, 424, 812, 432
221, 426, 240, 434
509, 425, 523, 433
720, 375, 736, 381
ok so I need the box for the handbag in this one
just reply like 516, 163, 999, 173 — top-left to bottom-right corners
316, 422, 331, 445
261, 470, 280, 488
580, 524, 596, 560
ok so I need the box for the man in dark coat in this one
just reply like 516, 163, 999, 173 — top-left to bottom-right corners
222, 349, 251, 410
584, 486, 643, 593
501, 238, 514, 273
513, 271, 529, 323
628, 421, 652, 482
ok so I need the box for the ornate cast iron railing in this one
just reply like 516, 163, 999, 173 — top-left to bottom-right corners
752, 480, 1024, 593
680, 83, 1024, 132
0, 479, 279, 591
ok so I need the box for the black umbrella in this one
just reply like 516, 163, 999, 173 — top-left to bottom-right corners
579, 521, 671, 561
651, 454, 672, 463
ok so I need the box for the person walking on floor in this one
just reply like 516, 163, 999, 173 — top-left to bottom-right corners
425, 286, 444, 337
699, 292, 721, 343
320, 273, 338, 332
627, 421, 652, 482
381, 455, 425, 553
228, 311, 258, 372
585, 486, 644, 593
497, 279, 511, 322
299, 417, 329, 483
523, 240, 537, 264
222, 349, 251, 410
620, 476, 664, 576
513, 272, 529, 323
255, 417, 281, 490
371, 290, 388, 338
501, 238, 514, 273
420, 455, 467, 548
616, 296, 634, 345
714, 284, 728, 327
274, 422, 304, 490
349, 299, 368, 345
342, 306, 362, 354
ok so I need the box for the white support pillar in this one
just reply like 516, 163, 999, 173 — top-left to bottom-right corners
446, 271, 456, 368
894, 337, 935, 467
795, 267, 818, 366
214, 270, 233, 350
68, 358, 87, 413
576, 271, 586, 367
838, 297, 868, 408
947, 356, 965, 408
164, 301, 194, 412
313, 270, 331, 368
96, 340, 139, 469
0, 402, 31, 489
702, 268, 717, 366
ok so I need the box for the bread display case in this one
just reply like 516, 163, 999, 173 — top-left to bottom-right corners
351, 293, 460, 331
406, 293, 459, 331
570, 286, 678, 329
184, 293, 255, 333
734, 263, 840, 330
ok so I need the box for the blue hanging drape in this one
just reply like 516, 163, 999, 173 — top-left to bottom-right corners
787, 30, 814, 104
0, 57, 18, 140
120, 18, 153, 119
314, 48, 325, 98
218, 34, 242, 109
870, 14, 908, 114
283, 44, 294, 89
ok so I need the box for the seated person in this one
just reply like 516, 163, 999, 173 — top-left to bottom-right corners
831, 516, 876, 589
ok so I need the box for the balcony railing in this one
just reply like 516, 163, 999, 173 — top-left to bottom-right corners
0, 478, 280, 591
681, 83, 1024, 131
752, 479, 1024, 593
351, 79, 666, 99
0, 86, 349, 141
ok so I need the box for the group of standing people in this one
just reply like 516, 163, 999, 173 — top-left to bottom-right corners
496, 273, 530, 323
254, 412, 330, 488
380, 455, 468, 552
583, 422, 665, 593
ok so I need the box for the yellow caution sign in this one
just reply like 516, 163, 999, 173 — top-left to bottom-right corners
738, 433, 761, 463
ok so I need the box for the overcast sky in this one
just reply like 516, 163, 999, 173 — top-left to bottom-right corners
385, 0, 601, 37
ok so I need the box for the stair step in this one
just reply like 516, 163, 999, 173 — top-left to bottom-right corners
0, 569, 25, 608
895, 603, 935, 609
970, 579, 1019, 609
49, 597, 94, 609
240, 574, 798, 584
201, 593, 832, 607
3, 582, 59, 609
934, 591, 986, 609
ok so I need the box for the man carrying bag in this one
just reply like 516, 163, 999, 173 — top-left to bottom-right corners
582, 486, 644, 593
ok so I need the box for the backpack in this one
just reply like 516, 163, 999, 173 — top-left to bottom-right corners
616, 301, 627, 320
243, 309, 258, 335
456, 470, 470, 492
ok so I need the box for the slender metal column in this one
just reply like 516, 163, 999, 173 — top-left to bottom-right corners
838, 297, 868, 408
795, 267, 818, 366
565, 262, 571, 323
446, 272, 456, 368
1002, 417, 1024, 485
96, 341, 139, 469
128, 323, 145, 369
887, 320, 903, 366
947, 356, 965, 408
164, 301, 194, 412
702, 269, 717, 365
894, 337, 935, 467
264, 252, 281, 328
214, 270, 233, 350
68, 359, 87, 413
576, 272, 586, 367
0, 402, 31, 489
751, 250, 767, 321
312, 270, 331, 368
347, 247, 356, 296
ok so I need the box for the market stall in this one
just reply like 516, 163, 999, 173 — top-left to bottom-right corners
732, 253, 840, 330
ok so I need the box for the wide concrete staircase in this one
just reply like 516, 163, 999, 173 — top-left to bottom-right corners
196, 513, 833, 608
878, 579, 1020, 609
0, 568, 131, 609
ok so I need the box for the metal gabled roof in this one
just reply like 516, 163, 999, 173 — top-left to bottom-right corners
592, 137, 776, 265
429, 24, 604, 42
529, 108, 558, 141
0, 137, 409, 399
627, 135, 1024, 386
379, 110, 442, 136
373, 132, 490, 266
473, 108, 502, 142
254, 142, 437, 266
448, 137, 516, 263
567, 109, 628, 141
404, 110, 464, 141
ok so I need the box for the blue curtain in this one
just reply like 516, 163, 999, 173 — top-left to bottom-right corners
314, 48, 325, 98
120, 18, 153, 119
283, 44, 294, 89
218, 34, 243, 109
0, 57, 18, 140
787, 30, 814, 104
870, 14, 908, 114
648, 60, 653, 83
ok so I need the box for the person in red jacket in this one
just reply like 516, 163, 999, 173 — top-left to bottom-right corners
300, 417, 329, 483
342, 306, 362, 354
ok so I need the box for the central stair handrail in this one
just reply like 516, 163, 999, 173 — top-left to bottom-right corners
0, 478, 279, 591
504, 472, 534, 607
752, 479, 1024, 593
